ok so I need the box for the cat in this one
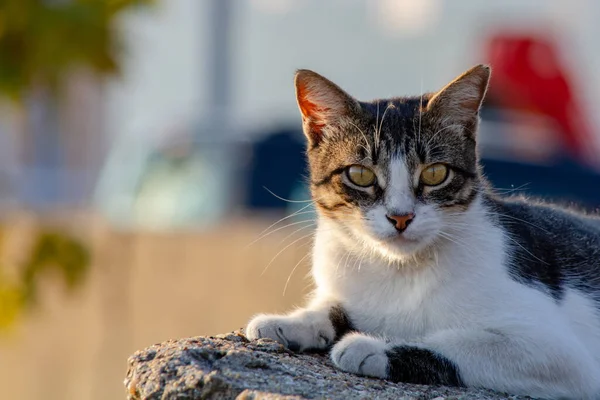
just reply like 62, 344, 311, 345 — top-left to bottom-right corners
245, 65, 600, 399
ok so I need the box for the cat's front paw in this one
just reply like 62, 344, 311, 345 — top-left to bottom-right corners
246, 313, 331, 352
331, 333, 389, 379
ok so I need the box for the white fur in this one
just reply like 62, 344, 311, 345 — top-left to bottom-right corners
385, 159, 414, 214
330, 332, 389, 378
246, 298, 338, 352
247, 160, 600, 399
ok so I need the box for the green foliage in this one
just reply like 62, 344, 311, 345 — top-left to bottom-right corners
21, 230, 90, 305
0, 0, 154, 100
0, 1, 153, 327
0, 229, 91, 330
0, 277, 22, 329
0, 0, 154, 328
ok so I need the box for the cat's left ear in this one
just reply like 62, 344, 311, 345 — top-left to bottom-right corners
426, 64, 491, 135
295, 69, 360, 146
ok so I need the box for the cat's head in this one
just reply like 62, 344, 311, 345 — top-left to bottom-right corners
295, 65, 490, 261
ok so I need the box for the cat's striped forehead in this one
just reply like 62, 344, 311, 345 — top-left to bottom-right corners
307, 96, 480, 216
309, 97, 475, 164
297, 66, 490, 217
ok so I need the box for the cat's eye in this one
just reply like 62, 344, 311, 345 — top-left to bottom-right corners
346, 165, 376, 187
420, 164, 449, 186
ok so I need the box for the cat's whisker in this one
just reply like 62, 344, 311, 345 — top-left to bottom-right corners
263, 186, 316, 203
283, 245, 313, 296
436, 231, 489, 265
470, 184, 531, 196
437, 230, 475, 246
418, 76, 424, 143
260, 231, 317, 276
334, 253, 344, 277
247, 213, 317, 248
375, 101, 381, 155
377, 102, 393, 149
279, 221, 350, 244
348, 121, 373, 160
351, 248, 366, 271
356, 250, 371, 272
491, 183, 531, 194
357, 248, 372, 272
357, 145, 373, 161
446, 209, 552, 234
254, 203, 316, 238
340, 247, 353, 276
278, 222, 317, 244
503, 231, 550, 265
439, 222, 548, 267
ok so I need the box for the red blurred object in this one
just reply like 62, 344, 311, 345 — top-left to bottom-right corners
485, 34, 593, 163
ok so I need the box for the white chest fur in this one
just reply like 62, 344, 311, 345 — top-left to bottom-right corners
311, 214, 600, 360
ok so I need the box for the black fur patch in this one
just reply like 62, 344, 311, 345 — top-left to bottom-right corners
484, 193, 600, 303
329, 305, 354, 341
386, 346, 464, 386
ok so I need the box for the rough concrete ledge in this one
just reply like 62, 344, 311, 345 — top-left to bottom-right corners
124, 332, 528, 400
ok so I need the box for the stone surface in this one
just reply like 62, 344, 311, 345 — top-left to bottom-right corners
124, 332, 528, 400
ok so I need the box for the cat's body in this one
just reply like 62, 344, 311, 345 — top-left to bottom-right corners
246, 66, 600, 399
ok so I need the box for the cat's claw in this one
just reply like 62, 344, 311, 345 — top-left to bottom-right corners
331, 333, 389, 379
246, 313, 331, 352
246, 314, 289, 345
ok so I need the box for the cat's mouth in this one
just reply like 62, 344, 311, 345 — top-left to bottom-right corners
385, 234, 418, 243
376, 233, 424, 255
352, 220, 435, 258
363, 234, 427, 260
380, 232, 421, 244
371, 230, 438, 258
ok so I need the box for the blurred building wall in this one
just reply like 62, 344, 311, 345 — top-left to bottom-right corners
234, 0, 600, 151
0, 70, 104, 208
2, 0, 600, 208
105, 0, 209, 144
0, 216, 312, 400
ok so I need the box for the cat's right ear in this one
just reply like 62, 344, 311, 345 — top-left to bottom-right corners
425, 65, 491, 133
295, 70, 359, 146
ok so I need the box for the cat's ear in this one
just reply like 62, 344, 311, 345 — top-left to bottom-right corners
426, 64, 491, 132
295, 69, 359, 146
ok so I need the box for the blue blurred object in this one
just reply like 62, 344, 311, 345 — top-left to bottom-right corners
482, 157, 600, 210
96, 122, 600, 231
95, 121, 249, 230
245, 128, 306, 210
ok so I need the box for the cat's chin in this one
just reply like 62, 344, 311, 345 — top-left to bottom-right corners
329, 221, 436, 262
364, 233, 434, 261
383, 238, 428, 259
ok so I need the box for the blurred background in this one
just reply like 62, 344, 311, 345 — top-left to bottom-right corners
0, 0, 599, 399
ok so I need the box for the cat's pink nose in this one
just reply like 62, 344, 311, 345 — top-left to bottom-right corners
386, 213, 415, 233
